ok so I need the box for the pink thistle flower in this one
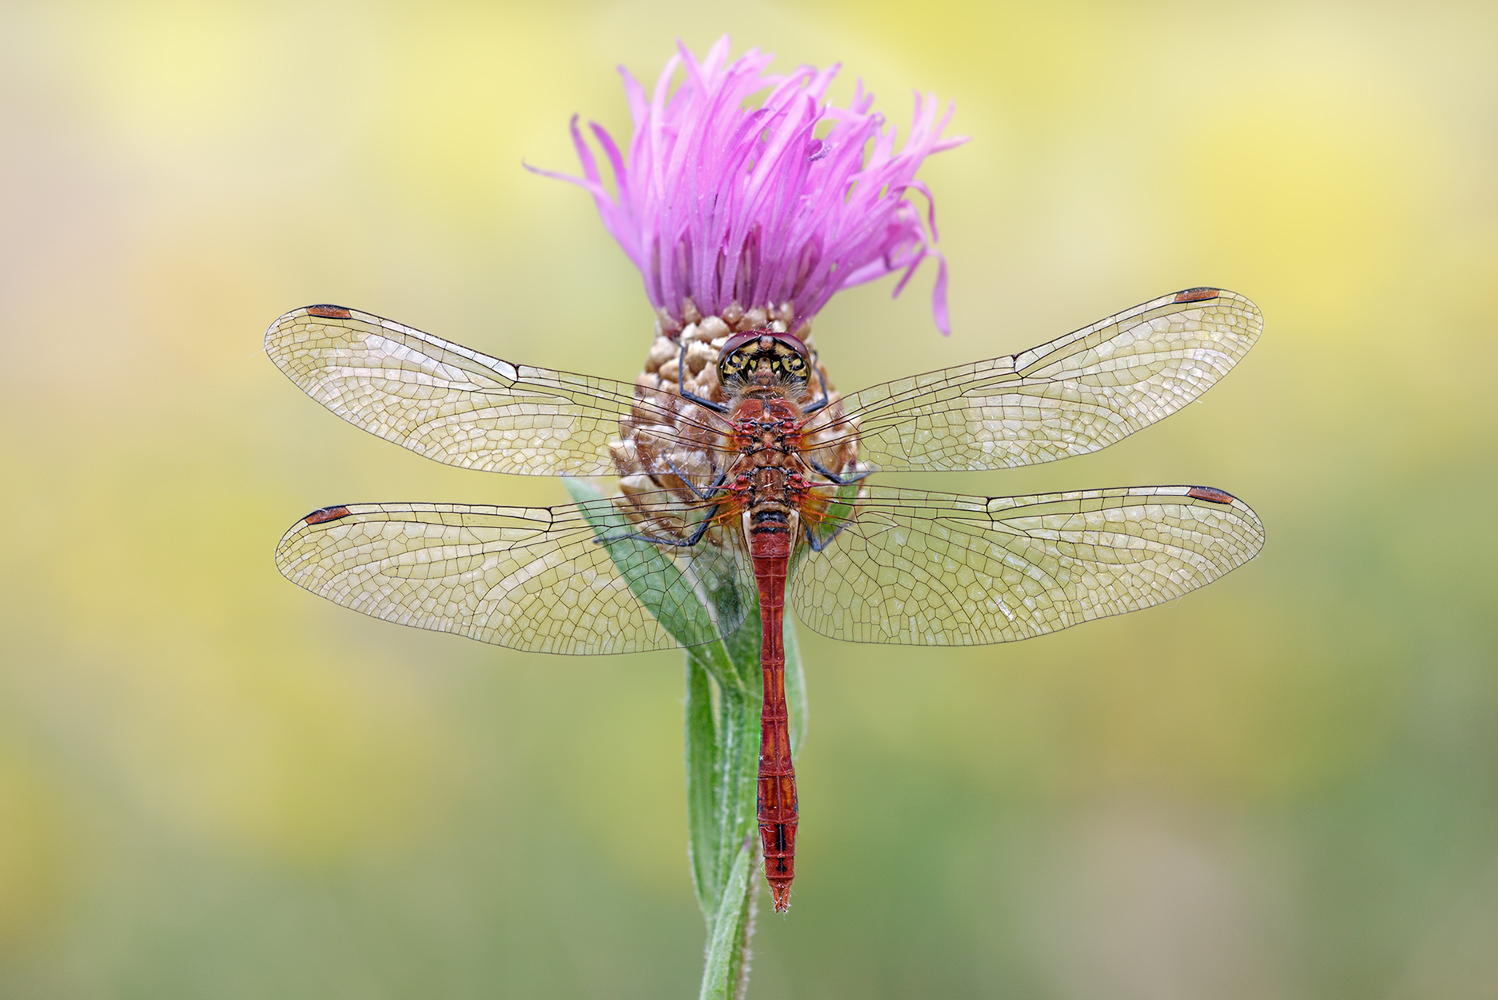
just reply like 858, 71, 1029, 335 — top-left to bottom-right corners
529, 37, 965, 335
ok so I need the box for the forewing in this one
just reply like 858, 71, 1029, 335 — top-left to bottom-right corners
819, 288, 1261, 472
265, 305, 722, 476
790, 484, 1263, 645
275, 495, 752, 654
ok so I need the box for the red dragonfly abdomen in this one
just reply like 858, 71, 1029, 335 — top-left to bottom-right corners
749, 509, 797, 913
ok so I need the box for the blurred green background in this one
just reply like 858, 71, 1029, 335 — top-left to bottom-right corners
2, 1, 1495, 997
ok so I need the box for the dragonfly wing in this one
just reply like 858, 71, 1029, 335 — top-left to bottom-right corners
276, 495, 752, 654
819, 288, 1261, 472
790, 484, 1263, 645
265, 305, 717, 476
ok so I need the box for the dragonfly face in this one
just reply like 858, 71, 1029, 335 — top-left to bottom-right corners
717, 330, 813, 393
266, 287, 1266, 912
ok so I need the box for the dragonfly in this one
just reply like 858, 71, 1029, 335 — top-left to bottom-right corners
266, 287, 1263, 912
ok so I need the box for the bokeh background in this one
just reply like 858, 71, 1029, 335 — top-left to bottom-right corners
2, 1, 1495, 997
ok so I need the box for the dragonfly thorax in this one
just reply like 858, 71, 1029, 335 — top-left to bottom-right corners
728, 395, 803, 462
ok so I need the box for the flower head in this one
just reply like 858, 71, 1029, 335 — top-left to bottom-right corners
530, 37, 964, 335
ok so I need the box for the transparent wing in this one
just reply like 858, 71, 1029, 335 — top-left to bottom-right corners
275, 493, 752, 655
791, 484, 1263, 645
264, 305, 727, 476
815, 288, 1261, 472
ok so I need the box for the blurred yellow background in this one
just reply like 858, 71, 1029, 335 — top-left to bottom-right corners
2, 1, 1495, 997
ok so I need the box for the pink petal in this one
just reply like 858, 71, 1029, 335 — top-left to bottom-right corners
535, 37, 960, 334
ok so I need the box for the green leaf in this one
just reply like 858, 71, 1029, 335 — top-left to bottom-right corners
785, 615, 807, 757
698, 835, 756, 1000
684, 653, 722, 916
562, 478, 746, 651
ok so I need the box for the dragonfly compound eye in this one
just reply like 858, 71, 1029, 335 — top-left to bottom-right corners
717, 330, 812, 388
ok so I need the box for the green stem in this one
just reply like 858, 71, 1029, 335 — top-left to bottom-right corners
564, 478, 806, 999
685, 609, 805, 999
684, 611, 759, 1000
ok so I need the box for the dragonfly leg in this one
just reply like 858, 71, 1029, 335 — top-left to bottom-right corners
803, 517, 852, 552
598, 503, 722, 549
805, 457, 871, 486
677, 338, 729, 414
800, 355, 832, 414
659, 461, 729, 502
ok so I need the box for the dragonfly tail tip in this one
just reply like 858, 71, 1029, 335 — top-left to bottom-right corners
769, 880, 792, 913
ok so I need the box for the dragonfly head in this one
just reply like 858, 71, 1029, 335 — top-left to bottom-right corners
717, 330, 812, 391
